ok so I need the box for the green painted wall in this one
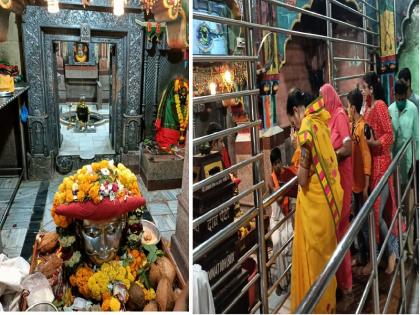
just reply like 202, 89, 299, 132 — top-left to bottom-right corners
398, 4, 419, 94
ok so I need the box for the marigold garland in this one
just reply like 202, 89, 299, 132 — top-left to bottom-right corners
69, 266, 94, 298
174, 79, 189, 143
51, 160, 142, 228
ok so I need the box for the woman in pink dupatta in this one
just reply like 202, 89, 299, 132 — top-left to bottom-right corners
320, 84, 353, 297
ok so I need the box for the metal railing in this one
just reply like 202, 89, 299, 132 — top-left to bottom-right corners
192, 0, 267, 312
192, 0, 381, 313
295, 137, 419, 313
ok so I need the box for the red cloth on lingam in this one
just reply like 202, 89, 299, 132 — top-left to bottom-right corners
55, 196, 145, 221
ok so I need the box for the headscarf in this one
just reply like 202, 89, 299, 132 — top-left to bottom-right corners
320, 83, 346, 128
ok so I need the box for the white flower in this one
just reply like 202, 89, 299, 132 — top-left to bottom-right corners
86, 165, 93, 174
100, 184, 105, 191
110, 192, 115, 201
107, 183, 113, 191
117, 179, 124, 191
101, 168, 110, 176
72, 183, 79, 192
108, 160, 114, 168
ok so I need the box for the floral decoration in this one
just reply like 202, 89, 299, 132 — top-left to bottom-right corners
51, 160, 141, 228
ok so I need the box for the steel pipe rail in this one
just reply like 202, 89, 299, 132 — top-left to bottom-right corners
273, 291, 291, 313
193, 205, 258, 261
268, 263, 292, 296
192, 12, 379, 49
377, 171, 414, 264
192, 120, 259, 146
223, 273, 261, 313
382, 259, 402, 313
211, 244, 259, 291
359, 0, 378, 11
192, 153, 263, 192
265, 209, 295, 240
193, 89, 259, 106
193, 55, 259, 63
328, 0, 378, 23
262, 176, 298, 209
250, 300, 262, 313
355, 272, 375, 313
265, 0, 378, 36
333, 57, 372, 62
334, 73, 365, 81
244, 0, 268, 311
266, 235, 294, 268
295, 138, 415, 313
193, 181, 264, 228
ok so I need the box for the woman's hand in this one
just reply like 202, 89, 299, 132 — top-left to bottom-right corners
291, 127, 297, 149
335, 139, 352, 162
367, 137, 380, 148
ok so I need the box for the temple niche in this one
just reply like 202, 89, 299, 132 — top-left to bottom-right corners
16, 2, 188, 179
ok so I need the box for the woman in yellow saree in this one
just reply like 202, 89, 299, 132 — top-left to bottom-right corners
287, 89, 344, 313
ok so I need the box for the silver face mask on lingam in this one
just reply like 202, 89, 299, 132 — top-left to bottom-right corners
78, 216, 126, 265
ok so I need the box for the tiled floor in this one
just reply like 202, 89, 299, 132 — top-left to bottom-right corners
0, 174, 180, 260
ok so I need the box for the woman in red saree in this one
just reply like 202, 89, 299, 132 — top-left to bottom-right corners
320, 83, 353, 296
361, 71, 399, 274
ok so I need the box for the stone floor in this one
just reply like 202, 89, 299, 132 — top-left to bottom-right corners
0, 174, 180, 261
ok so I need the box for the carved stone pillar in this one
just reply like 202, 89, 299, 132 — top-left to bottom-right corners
170, 130, 189, 281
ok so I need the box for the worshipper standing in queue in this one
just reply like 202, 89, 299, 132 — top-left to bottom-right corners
267, 147, 293, 295
206, 122, 232, 169
347, 88, 372, 267
287, 89, 343, 313
361, 71, 400, 274
320, 83, 353, 300
389, 80, 419, 259
398, 68, 419, 110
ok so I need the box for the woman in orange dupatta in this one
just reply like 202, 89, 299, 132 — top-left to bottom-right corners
287, 89, 343, 313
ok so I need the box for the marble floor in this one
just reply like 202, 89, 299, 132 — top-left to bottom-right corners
0, 174, 180, 261
59, 103, 113, 157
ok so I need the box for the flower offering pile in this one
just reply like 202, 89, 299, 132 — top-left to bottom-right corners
30, 160, 184, 311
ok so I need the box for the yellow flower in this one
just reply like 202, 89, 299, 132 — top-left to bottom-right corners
144, 288, 156, 301
109, 297, 120, 311
77, 190, 85, 202
65, 190, 74, 203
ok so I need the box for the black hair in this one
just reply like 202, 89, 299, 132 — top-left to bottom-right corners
395, 79, 408, 96
363, 71, 386, 103
347, 88, 363, 114
286, 88, 316, 116
398, 68, 411, 84
207, 122, 223, 135
270, 147, 282, 165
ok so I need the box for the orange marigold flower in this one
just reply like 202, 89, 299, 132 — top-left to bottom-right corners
92, 162, 101, 172
65, 191, 74, 203
101, 298, 111, 311
77, 190, 85, 202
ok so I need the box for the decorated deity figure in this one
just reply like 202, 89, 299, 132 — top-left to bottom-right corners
74, 42, 89, 63
28, 160, 184, 311
259, 80, 279, 129
155, 78, 189, 151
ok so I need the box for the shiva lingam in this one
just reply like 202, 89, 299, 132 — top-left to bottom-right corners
77, 216, 129, 265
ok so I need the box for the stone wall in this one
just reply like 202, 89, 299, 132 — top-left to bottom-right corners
272, 40, 313, 128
